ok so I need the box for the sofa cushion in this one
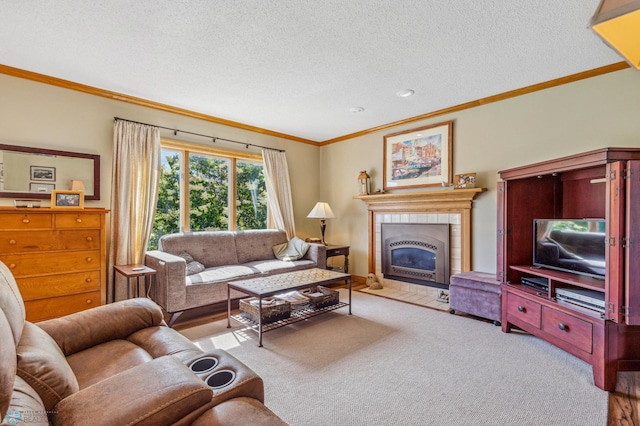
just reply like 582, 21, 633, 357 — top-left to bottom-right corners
235, 230, 288, 264
160, 232, 239, 267
16, 322, 79, 410
272, 237, 310, 261
186, 265, 257, 286
246, 259, 315, 274
177, 252, 206, 276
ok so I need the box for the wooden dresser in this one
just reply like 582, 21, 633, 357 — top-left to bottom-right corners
0, 207, 108, 321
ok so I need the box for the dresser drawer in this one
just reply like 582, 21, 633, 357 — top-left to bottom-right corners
55, 213, 102, 228
505, 292, 542, 329
1, 250, 101, 277
17, 271, 101, 301
25, 291, 101, 322
542, 307, 593, 354
0, 230, 100, 254
1, 213, 52, 229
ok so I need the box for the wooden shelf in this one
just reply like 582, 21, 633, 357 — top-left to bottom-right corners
510, 265, 605, 292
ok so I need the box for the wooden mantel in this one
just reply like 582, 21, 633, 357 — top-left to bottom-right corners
353, 187, 486, 274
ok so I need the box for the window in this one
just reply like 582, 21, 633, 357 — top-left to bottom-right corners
149, 140, 266, 250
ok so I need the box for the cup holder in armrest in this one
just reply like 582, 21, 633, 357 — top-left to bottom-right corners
189, 356, 219, 374
205, 370, 236, 389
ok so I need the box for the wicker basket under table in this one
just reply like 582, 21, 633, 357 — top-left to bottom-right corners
240, 297, 291, 324
302, 286, 339, 309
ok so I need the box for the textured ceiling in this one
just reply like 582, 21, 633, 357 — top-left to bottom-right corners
0, 1, 624, 142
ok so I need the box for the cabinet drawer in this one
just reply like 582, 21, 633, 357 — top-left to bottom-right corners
17, 271, 101, 301
506, 292, 542, 329
25, 291, 101, 322
0, 230, 100, 254
1, 250, 101, 277
328, 248, 349, 257
55, 213, 101, 228
1, 213, 52, 229
542, 307, 593, 354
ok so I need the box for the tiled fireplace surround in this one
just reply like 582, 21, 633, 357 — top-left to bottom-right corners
354, 188, 484, 309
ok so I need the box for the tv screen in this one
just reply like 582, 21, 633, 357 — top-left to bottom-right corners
533, 219, 606, 279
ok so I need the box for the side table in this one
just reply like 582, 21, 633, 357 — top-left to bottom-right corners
113, 264, 157, 301
325, 245, 349, 273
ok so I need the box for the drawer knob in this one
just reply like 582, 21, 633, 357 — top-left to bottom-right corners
86, 278, 92, 283
9, 239, 16, 245
86, 299, 92, 304
86, 236, 93, 242
558, 323, 567, 331
22, 218, 30, 224
76, 218, 83, 223
86, 257, 92, 262
517, 305, 525, 313
9, 263, 16, 269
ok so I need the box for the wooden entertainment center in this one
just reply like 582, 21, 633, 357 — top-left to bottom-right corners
497, 147, 640, 391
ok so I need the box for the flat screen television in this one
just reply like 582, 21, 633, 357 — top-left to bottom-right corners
533, 219, 606, 279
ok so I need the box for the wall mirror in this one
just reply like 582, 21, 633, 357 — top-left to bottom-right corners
0, 143, 100, 200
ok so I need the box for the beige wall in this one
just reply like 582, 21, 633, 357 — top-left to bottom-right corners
0, 73, 321, 239
2, 69, 640, 278
320, 68, 640, 276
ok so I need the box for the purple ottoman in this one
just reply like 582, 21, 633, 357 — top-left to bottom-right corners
449, 271, 502, 326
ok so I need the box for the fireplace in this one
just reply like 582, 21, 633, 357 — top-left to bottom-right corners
381, 223, 450, 289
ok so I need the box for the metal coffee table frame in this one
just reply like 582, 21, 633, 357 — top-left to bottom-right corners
227, 268, 351, 347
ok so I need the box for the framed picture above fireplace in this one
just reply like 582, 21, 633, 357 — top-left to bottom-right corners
383, 121, 453, 190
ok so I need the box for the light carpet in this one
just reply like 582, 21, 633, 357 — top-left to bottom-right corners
179, 290, 607, 426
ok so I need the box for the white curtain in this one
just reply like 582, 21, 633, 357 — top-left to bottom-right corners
108, 120, 161, 302
262, 149, 296, 239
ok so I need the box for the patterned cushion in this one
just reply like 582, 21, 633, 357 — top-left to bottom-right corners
177, 252, 206, 276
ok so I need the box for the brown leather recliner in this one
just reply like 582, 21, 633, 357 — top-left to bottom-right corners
0, 261, 286, 425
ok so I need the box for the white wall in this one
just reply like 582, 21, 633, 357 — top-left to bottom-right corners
320, 68, 640, 276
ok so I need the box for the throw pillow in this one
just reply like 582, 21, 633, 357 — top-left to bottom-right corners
272, 237, 310, 261
177, 251, 206, 276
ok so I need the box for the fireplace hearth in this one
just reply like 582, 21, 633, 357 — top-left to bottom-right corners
381, 223, 450, 289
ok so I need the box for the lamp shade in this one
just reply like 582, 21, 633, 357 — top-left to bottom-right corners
591, 0, 640, 69
307, 202, 335, 219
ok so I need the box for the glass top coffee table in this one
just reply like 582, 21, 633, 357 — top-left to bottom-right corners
227, 268, 351, 346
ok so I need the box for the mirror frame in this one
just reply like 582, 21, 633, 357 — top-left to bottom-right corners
0, 143, 100, 200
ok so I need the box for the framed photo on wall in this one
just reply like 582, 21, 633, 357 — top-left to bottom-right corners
30, 166, 56, 182
51, 190, 84, 209
30, 182, 55, 193
383, 121, 453, 190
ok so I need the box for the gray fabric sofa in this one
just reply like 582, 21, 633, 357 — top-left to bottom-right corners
145, 229, 326, 326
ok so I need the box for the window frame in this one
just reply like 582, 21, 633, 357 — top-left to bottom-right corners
160, 138, 264, 233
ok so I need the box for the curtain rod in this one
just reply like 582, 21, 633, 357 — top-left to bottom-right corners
113, 117, 285, 152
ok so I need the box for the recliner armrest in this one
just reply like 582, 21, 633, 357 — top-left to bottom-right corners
36, 298, 165, 356
52, 356, 212, 426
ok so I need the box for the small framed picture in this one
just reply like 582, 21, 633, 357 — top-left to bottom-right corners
454, 173, 476, 189
51, 190, 84, 209
30, 166, 56, 182
30, 182, 55, 193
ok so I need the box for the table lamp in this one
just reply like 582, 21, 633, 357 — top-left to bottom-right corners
307, 202, 335, 245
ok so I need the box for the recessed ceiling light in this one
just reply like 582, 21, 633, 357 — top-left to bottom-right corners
349, 107, 365, 113
397, 89, 415, 98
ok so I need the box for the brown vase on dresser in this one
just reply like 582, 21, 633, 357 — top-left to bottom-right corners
0, 207, 108, 321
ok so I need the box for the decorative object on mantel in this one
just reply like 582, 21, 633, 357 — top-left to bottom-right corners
13, 199, 41, 208
357, 170, 371, 195
69, 179, 85, 191
454, 173, 476, 189
383, 120, 453, 191
307, 202, 335, 245
51, 190, 84, 209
